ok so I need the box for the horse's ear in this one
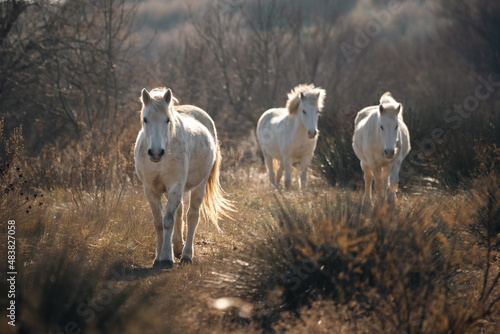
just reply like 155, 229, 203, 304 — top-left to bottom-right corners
300, 92, 306, 100
397, 103, 402, 113
164, 89, 172, 105
141, 88, 150, 105
379, 104, 385, 114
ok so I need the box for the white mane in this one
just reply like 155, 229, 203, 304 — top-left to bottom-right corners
379, 91, 402, 119
286, 84, 326, 115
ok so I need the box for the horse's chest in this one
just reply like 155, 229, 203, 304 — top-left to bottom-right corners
140, 160, 185, 192
289, 140, 315, 161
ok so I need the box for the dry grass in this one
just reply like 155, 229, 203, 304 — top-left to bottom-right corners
1, 126, 499, 334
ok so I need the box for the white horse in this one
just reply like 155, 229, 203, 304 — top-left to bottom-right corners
352, 92, 411, 203
134, 87, 232, 268
256, 84, 326, 190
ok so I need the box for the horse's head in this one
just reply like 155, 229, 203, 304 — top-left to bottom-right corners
140, 88, 175, 163
298, 92, 321, 139
378, 99, 402, 160
287, 84, 326, 139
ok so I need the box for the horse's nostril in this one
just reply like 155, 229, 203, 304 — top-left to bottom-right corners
159, 149, 165, 157
147, 149, 153, 156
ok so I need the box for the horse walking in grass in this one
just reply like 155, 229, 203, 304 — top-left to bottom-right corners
256, 84, 326, 190
352, 92, 411, 203
134, 87, 232, 268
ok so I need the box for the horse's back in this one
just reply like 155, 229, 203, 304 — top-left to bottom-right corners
353, 106, 378, 144
354, 106, 376, 129
398, 119, 411, 159
352, 106, 379, 163
176, 105, 217, 141
256, 108, 287, 154
257, 108, 286, 130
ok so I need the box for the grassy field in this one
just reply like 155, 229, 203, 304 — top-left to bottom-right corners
0, 130, 499, 333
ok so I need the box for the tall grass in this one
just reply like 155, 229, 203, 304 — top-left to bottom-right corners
213, 178, 500, 333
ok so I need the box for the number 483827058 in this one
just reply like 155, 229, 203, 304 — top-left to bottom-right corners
7, 220, 16, 271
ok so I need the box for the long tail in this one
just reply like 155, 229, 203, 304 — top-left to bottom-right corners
202, 141, 234, 231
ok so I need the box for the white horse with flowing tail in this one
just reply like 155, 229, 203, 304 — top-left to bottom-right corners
352, 92, 411, 203
256, 84, 326, 190
134, 87, 233, 268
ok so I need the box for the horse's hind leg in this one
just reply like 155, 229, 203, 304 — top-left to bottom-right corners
144, 187, 163, 266
263, 153, 277, 188
172, 196, 185, 259
181, 183, 205, 264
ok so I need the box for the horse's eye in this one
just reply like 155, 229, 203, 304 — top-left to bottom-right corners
166, 118, 170, 124
395, 125, 398, 130
380, 125, 384, 131
143, 118, 147, 124
302, 110, 306, 114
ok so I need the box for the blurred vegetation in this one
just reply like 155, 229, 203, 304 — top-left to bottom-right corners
1, 0, 499, 189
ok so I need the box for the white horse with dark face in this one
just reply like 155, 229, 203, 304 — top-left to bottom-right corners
256, 84, 326, 190
352, 92, 411, 203
134, 87, 232, 268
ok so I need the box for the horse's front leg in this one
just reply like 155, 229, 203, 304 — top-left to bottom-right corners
144, 187, 163, 265
157, 184, 183, 268
283, 157, 293, 189
388, 161, 401, 203
300, 155, 313, 191
381, 167, 390, 199
172, 197, 184, 259
372, 168, 384, 200
361, 162, 373, 204
181, 183, 206, 264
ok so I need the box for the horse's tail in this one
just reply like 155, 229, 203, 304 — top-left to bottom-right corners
202, 141, 234, 231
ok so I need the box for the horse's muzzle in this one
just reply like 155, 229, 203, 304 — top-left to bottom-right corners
148, 148, 165, 163
384, 149, 396, 159
307, 130, 317, 139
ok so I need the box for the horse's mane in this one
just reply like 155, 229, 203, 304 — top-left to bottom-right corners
140, 87, 179, 136
286, 84, 326, 115
379, 91, 402, 119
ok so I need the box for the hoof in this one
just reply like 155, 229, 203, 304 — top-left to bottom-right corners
153, 260, 173, 269
180, 258, 192, 265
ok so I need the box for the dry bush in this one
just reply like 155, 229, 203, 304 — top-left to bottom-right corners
0, 120, 46, 257
315, 114, 360, 188
212, 182, 500, 333
0, 236, 168, 334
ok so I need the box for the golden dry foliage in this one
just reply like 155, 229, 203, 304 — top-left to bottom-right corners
212, 181, 500, 333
